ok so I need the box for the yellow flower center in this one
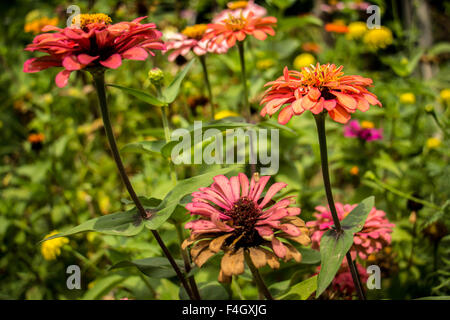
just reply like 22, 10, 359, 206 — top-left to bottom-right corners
181, 24, 208, 39
361, 121, 375, 129
227, 1, 249, 10
73, 13, 112, 28
224, 13, 248, 31
300, 64, 343, 89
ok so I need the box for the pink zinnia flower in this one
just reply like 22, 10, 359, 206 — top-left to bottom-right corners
182, 173, 311, 283
260, 64, 382, 124
165, 24, 228, 62
23, 14, 165, 87
306, 203, 395, 260
203, 11, 277, 49
213, 1, 267, 23
332, 261, 368, 296
344, 120, 383, 142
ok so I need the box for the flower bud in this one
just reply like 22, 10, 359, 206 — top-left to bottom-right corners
148, 68, 164, 87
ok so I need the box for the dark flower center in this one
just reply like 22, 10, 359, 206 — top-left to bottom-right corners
225, 197, 264, 249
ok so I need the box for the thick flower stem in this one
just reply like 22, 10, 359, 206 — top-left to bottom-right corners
237, 41, 250, 122
91, 70, 195, 300
199, 55, 215, 120
313, 112, 366, 300
244, 250, 274, 300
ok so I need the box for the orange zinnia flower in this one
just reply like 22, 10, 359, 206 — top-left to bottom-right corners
203, 11, 276, 48
260, 63, 382, 124
325, 22, 349, 34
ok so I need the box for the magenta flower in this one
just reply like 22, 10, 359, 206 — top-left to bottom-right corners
182, 173, 311, 282
306, 203, 395, 260
213, 1, 267, 23
164, 24, 228, 62
344, 120, 383, 142
23, 14, 165, 87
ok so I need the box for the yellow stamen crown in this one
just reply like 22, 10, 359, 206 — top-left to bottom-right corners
73, 13, 112, 28
181, 24, 208, 39
361, 121, 375, 129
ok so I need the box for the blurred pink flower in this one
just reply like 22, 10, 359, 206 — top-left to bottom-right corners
332, 261, 369, 296
165, 24, 228, 62
23, 14, 165, 87
344, 120, 383, 141
213, 1, 267, 23
321, 1, 370, 13
306, 203, 395, 260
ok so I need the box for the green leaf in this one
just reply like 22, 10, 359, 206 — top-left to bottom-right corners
111, 257, 185, 279
144, 166, 241, 230
179, 282, 229, 300
82, 274, 125, 300
107, 84, 166, 107
341, 196, 375, 233
121, 140, 166, 155
316, 196, 374, 297
278, 275, 317, 300
162, 59, 195, 104
41, 209, 143, 242
298, 247, 321, 264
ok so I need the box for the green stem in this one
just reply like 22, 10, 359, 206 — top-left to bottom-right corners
199, 55, 215, 120
90, 69, 195, 300
237, 41, 250, 121
244, 250, 274, 300
314, 113, 366, 300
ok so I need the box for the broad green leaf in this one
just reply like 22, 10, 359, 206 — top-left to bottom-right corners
144, 166, 241, 230
278, 275, 317, 300
111, 257, 185, 278
121, 140, 166, 155
41, 209, 143, 242
82, 274, 125, 300
179, 282, 229, 300
162, 59, 195, 103
316, 229, 353, 298
107, 84, 166, 107
316, 196, 374, 297
341, 196, 375, 233
298, 247, 321, 264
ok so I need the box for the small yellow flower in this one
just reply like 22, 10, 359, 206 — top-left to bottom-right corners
98, 192, 110, 215
346, 21, 367, 40
400, 92, 415, 104
293, 53, 315, 70
440, 89, 450, 102
350, 166, 359, 176
227, 1, 249, 10
256, 58, 275, 70
41, 231, 69, 261
215, 110, 240, 120
363, 26, 393, 50
361, 121, 375, 129
426, 137, 441, 149
182, 24, 208, 39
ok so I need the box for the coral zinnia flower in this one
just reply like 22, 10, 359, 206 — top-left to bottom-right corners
213, 1, 267, 23
324, 22, 349, 34
165, 24, 228, 61
343, 120, 382, 141
182, 173, 311, 283
306, 203, 395, 260
260, 64, 382, 124
23, 14, 165, 87
203, 11, 277, 48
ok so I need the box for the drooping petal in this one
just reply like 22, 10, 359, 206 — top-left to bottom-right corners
55, 70, 72, 88
99, 53, 122, 69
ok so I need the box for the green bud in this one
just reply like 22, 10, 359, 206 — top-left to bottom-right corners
424, 104, 434, 113
364, 171, 376, 181
148, 68, 164, 87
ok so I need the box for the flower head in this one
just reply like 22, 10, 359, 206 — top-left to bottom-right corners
260, 64, 382, 124
183, 173, 310, 282
344, 120, 383, 141
325, 22, 349, 34
213, 1, 267, 23
307, 203, 395, 260
331, 261, 368, 296
41, 231, 69, 261
25, 16, 59, 34
23, 14, 165, 87
399, 92, 416, 104
363, 26, 393, 50
426, 137, 441, 149
301, 42, 321, 53
439, 89, 450, 102
204, 11, 277, 48
293, 53, 315, 70
165, 24, 228, 61
346, 21, 367, 40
